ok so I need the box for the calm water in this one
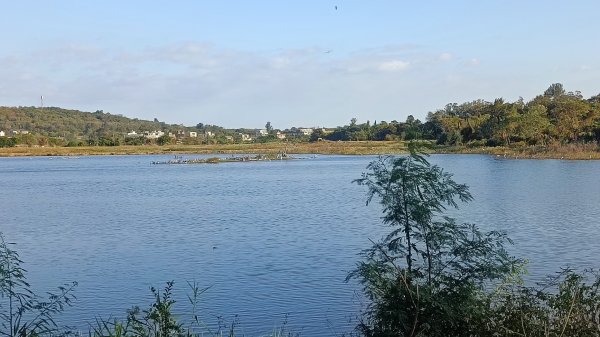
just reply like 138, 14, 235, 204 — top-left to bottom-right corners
1, 154, 599, 336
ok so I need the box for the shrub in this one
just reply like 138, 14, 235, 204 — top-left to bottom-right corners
351, 145, 519, 337
351, 145, 600, 336
0, 233, 77, 337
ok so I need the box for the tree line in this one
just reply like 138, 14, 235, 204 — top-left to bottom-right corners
314, 83, 600, 146
2, 83, 600, 148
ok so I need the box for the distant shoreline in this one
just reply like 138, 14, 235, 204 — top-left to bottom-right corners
0, 141, 599, 160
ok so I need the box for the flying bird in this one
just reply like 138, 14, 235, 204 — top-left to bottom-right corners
334, 5, 338, 10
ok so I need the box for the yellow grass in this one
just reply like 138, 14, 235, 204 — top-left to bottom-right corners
437, 143, 600, 160
1, 141, 599, 159
0, 141, 410, 157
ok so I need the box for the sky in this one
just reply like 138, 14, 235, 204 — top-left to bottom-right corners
1, 1, 599, 128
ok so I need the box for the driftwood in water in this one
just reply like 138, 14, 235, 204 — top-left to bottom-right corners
152, 153, 294, 165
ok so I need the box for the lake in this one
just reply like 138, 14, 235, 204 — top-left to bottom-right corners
1, 154, 599, 336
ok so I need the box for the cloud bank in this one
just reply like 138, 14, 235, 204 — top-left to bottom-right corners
1, 42, 593, 128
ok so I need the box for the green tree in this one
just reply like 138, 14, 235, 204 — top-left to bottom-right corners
550, 96, 594, 142
265, 121, 273, 133
157, 134, 172, 146
309, 128, 326, 142
516, 104, 551, 144
544, 83, 565, 97
350, 147, 517, 337
0, 137, 16, 148
403, 115, 422, 141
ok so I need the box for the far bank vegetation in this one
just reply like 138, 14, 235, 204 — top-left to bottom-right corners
1, 83, 600, 157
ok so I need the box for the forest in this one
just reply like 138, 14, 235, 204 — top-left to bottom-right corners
318, 83, 600, 146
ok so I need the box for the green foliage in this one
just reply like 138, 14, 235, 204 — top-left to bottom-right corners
351, 148, 600, 336
0, 107, 234, 147
0, 137, 16, 148
156, 135, 172, 146
484, 268, 600, 336
255, 134, 277, 143
91, 281, 298, 337
428, 84, 600, 146
0, 233, 77, 337
0, 107, 165, 140
351, 147, 519, 336
309, 128, 326, 142
2, 82, 600, 149
544, 83, 566, 97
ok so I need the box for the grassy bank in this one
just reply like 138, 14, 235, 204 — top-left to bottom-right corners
1, 141, 599, 159
0, 141, 410, 157
437, 142, 600, 160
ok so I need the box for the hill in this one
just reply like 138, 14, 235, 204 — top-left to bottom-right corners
0, 106, 233, 146
0, 106, 179, 138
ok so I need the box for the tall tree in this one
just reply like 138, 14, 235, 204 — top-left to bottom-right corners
350, 146, 517, 336
544, 83, 565, 97
550, 96, 594, 142
517, 104, 551, 144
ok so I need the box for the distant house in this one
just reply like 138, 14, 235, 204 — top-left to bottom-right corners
189, 131, 197, 138
240, 133, 252, 141
255, 129, 269, 137
225, 135, 234, 142
144, 130, 165, 139
0, 131, 5, 137
205, 131, 215, 138
126, 131, 139, 137
12, 130, 29, 135
285, 127, 314, 137
276, 132, 286, 140
298, 128, 314, 136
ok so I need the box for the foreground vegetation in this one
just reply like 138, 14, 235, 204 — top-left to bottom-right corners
2, 147, 600, 337
350, 145, 600, 336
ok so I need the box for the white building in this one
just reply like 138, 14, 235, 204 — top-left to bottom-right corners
240, 133, 253, 141
285, 127, 314, 137
298, 128, 314, 136
189, 131, 197, 138
0, 131, 5, 137
144, 130, 165, 139
126, 131, 139, 137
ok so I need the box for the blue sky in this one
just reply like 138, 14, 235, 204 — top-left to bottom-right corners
1, 1, 599, 128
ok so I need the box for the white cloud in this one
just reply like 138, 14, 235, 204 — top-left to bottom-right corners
378, 60, 410, 72
438, 52, 453, 61
0, 42, 548, 128
469, 58, 481, 66
271, 56, 291, 69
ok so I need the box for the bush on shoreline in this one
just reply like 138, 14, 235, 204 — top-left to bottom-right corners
349, 146, 600, 336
